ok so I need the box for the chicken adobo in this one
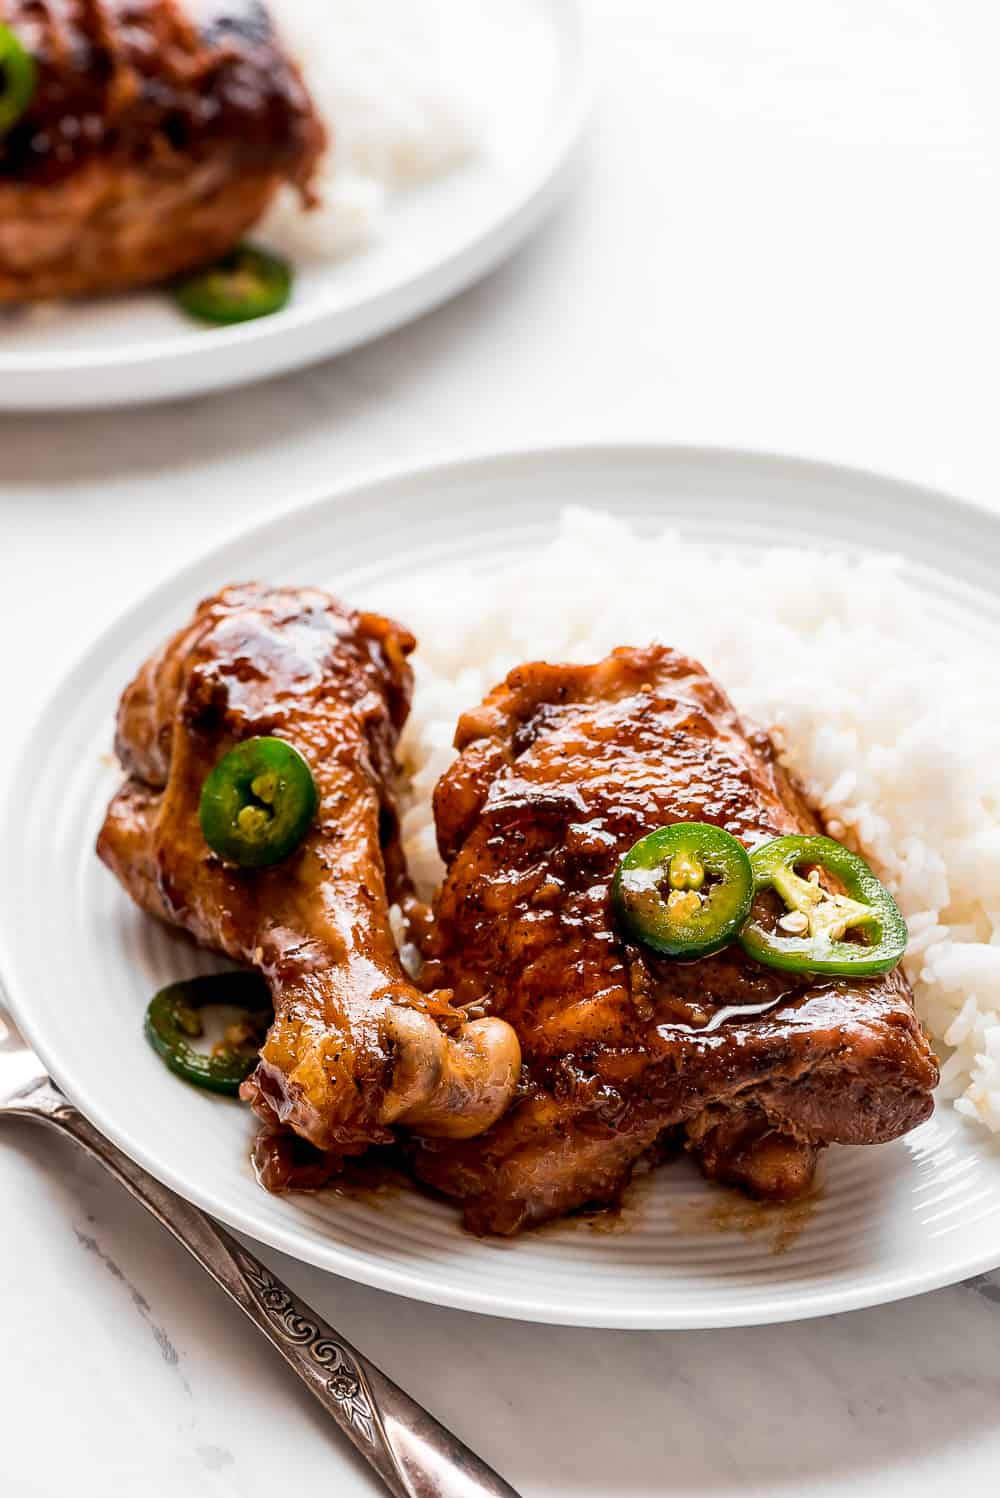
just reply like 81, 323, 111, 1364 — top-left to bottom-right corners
97, 585, 521, 1180
0, 1, 323, 301
98, 592, 939, 1235
410, 645, 938, 1232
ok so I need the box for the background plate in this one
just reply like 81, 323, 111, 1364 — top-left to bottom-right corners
2, 444, 1000, 1328
0, 0, 590, 410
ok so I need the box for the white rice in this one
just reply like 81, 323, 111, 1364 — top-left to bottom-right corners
262, 0, 482, 259
383, 508, 1000, 1134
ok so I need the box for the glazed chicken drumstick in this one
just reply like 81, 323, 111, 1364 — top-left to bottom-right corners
410, 645, 939, 1234
97, 585, 520, 1176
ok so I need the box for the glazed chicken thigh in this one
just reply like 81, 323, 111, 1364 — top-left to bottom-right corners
97, 585, 520, 1177
0, 0, 324, 301
411, 645, 939, 1234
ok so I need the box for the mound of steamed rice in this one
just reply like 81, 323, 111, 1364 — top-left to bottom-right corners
385, 508, 1000, 1135
263, 0, 481, 259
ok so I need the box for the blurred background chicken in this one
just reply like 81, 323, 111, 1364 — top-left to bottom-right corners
0, 0, 324, 301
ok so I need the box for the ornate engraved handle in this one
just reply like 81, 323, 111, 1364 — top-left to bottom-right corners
10, 1076, 519, 1498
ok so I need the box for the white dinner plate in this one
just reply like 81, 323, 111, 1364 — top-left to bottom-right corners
0, 0, 590, 411
3, 444, 1000, 1329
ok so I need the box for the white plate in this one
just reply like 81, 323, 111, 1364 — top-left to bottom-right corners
0, 0, 590, 411
3, 444, 1000, 1329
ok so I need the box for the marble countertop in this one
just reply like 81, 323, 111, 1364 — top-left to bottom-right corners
3, 3, 1000, 1494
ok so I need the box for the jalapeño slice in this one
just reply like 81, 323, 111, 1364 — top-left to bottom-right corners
144, 972, 271, 1096
613, 822, 754, 960
199, 736, 317, 868
739, 834, 907, 977
0, 24, 36, 134
173, 245, 292, 325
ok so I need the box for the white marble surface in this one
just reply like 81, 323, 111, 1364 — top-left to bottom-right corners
3, 2, 1000, 1494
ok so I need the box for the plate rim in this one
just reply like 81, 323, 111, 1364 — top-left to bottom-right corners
3, 439, 1000, 1328
0, 0, 593, 407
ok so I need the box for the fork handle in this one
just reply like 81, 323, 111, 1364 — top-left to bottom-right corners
12, 1077, 519, 1498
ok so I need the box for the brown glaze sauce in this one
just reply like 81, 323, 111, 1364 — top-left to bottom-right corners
325, 1151, 410, 1209
530, 1158, 662, 1238
669, 1177, 823, 1255
525, 1150, 821, 1252
316, 1144, 820, 1255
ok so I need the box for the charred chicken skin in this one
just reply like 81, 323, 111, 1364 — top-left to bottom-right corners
97, 585, 520, 1180
0, 0, 324, 301
411, 645, 939, 1234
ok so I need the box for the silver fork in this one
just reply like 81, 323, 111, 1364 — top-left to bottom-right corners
0, 1032, 519, 1498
